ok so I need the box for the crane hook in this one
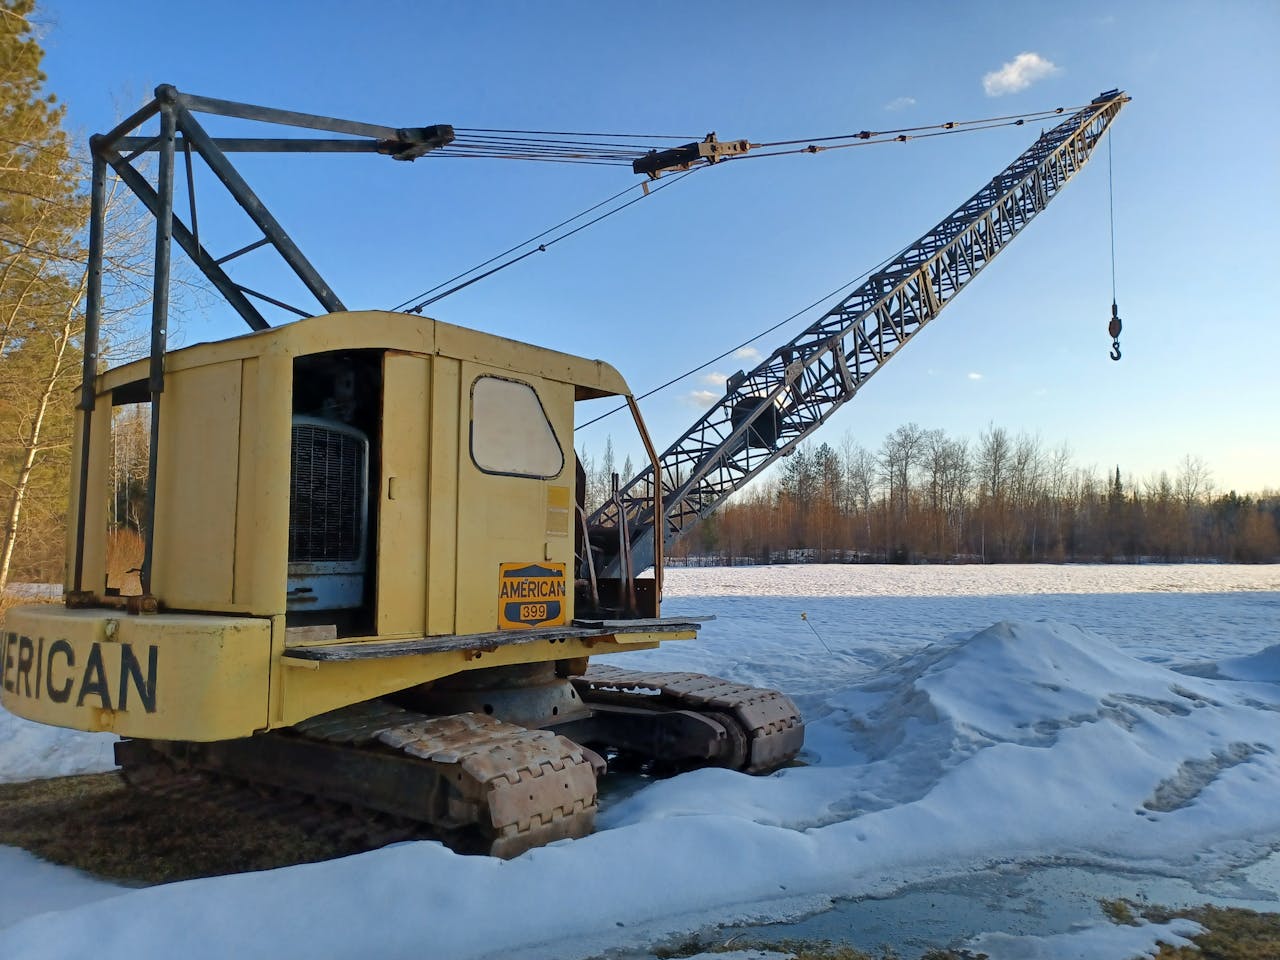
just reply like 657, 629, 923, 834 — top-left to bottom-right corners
1108, 302, 1122, 361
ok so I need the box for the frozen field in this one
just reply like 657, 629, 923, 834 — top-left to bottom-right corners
1, 563, 1278, 959
653, 562, 1280, 686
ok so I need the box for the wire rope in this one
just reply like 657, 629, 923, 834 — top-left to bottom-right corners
2, 101, 1092, 173
574, 243, 909, 432
751, 103, 1077, 148
396, 169, 700, 313
1108, 131, 1117, 302
430, 103, 1089, 165
456, 127, 696, 139
388, 179, 641, 311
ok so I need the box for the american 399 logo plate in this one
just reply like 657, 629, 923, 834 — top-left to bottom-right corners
497, 562, 567, 629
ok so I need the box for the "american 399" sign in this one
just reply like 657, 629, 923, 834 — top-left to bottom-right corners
497, 562, 567, 629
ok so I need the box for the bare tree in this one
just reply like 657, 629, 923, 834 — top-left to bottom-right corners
974, 423, 1010, 560
1009, 432, 1044, 559
841, 437, 877, 552
878, 422, 923, 556
1176, 454, 1214, 507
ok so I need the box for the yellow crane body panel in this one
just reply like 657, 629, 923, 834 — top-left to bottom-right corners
2, 310, 687, 742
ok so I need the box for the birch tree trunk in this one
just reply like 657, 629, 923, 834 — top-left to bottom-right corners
0, 271, 85, 592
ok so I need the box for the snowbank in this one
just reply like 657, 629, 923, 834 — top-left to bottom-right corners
0, 848, 125, 929
0, 707, 116, 784
1215, 642, 1280, 682
2, 615, 1277, 959
968, 917, 1205, 960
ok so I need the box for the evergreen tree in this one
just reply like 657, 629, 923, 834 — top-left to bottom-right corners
0, 0, 88, 591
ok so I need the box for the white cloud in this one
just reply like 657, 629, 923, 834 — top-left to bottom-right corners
982, 52, 1060, 96
685, 389, 719, 407
701, 371, 728, 387
734, 346, 762, 362
967, 372, 983, 381
884, 96, 916, 112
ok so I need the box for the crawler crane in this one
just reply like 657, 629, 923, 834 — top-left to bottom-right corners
0, 86, 1125, 856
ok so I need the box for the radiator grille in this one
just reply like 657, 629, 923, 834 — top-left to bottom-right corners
289, 421, 367, 563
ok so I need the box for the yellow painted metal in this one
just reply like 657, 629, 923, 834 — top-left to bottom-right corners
152, 360, 242, 609
37, 308, 675, 743
426, 356, 461, 637
453, 360, 576, 635
1, 605, 271, 740
546, 484, 571, 538
232, 356, 263, 608
3, 601, 691, 739
275, 632, 682, 729
97, 311, 630, 400
377, 352, 431, 635
238, 352, 293, 616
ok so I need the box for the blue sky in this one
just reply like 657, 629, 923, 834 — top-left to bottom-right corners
35, 0, 1280, 493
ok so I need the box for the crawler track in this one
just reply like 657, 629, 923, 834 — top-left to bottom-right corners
117, 701, 599, 859
115, 668, 802, 859
572, 666, 805, 773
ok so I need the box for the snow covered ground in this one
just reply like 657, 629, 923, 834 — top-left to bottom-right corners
0, 711, 115, 785
1, 563, 1277, 959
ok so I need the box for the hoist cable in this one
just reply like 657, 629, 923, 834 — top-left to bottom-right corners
1106, 130, 1123, 361
1108, 131, 1117, 302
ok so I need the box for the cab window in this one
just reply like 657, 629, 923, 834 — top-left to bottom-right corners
470, 376, 564, 478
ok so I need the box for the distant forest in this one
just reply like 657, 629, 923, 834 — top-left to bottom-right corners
582, 424, 1280, 565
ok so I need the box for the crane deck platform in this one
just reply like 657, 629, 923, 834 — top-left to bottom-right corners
282, 617, 709, 662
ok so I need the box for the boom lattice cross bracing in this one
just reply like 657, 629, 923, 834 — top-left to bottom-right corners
590, 93, 1126, 576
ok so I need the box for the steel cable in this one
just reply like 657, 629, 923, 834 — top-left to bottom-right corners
391, 169, 700, 314
574, 242, 910, 432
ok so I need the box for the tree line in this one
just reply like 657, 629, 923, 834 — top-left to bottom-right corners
666, 425, 1278, 564
579, 424, 1278, 565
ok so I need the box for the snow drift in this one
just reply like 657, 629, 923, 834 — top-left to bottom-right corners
0, 707, 115, 784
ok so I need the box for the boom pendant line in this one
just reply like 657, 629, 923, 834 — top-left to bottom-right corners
590, 90, 1129, 576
